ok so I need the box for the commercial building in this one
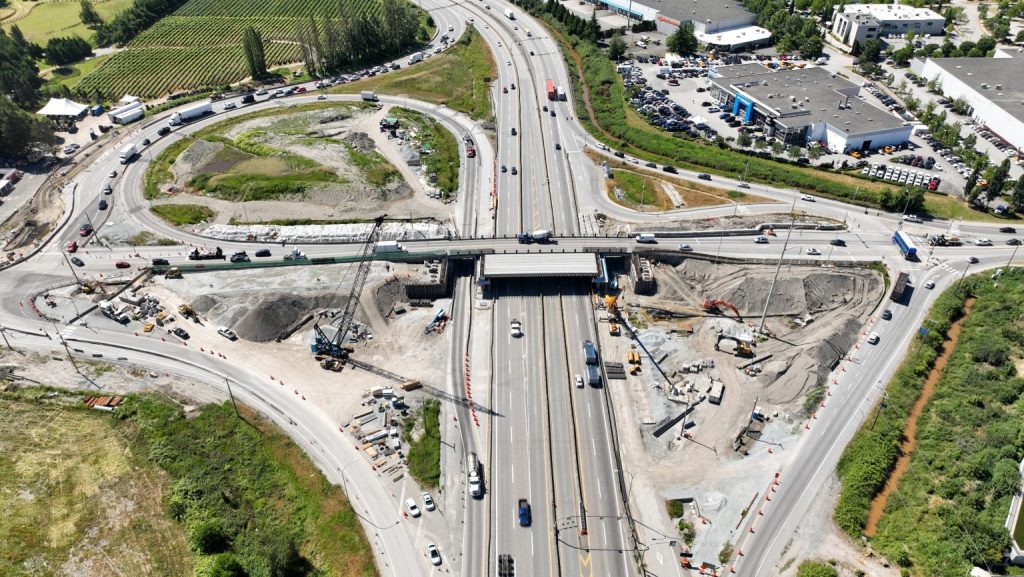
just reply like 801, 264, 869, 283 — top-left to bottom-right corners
830, 3, 945, 51
911, 56, 1024, 153
586, 0, 771, 50
708, 64, 912, 152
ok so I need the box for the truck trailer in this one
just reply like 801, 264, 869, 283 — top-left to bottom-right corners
168, 101, 212, 126
118, 143, 138, 164
890, 271, 910, 302
546, 79, 556, 101
504, 8, 515, 19
112, 107, 144, 124
375, 241, 406, 254
586, 364, 601, 386
408, 51, 424, 64
361, 91, 379, 102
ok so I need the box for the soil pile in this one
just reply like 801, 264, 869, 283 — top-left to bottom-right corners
189, 291, 349, 342
345, 132, 376, 153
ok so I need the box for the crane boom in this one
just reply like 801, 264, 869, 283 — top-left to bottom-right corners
312, 215, 387, 357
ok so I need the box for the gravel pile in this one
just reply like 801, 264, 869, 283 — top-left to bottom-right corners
344, 131, 376, 152
189, 291, 349, 342
200, 221, 451, 243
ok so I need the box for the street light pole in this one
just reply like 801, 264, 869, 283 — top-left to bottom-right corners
758, 195, 798, 334
1004, 243, 1020, 275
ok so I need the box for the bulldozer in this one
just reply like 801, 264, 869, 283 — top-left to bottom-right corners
165, 267, 182, 279
605, 295, 618, 316
715, 334, 754, 357
177, 303, 195, 319
609, 322, 620, 336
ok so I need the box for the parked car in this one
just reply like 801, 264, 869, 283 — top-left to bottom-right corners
405, 498, 421, 518
422, 492, 436, 511
172, 327, 190, 339
217, 326, 238, 340
115, 260, 130, 269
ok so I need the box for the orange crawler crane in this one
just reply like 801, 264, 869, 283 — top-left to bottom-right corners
702, 299, 742, 321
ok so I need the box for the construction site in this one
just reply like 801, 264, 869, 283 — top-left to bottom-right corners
597, 251, 884, 564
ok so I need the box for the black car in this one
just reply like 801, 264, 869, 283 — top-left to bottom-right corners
241, 94, 255, 104
172, 327, 190, 340
697, 173, 712, 181
70, 257, 84, 267
152, 258, 169, 266
230, 252, 250, 263
999, 227, 1016, 233
645, 162, 657, 168
142, 138, 151, 146
1007, 238, 1022, 246
98, 199, 108, 210
829, 239, 846, 247
662, 165, 677, 174
555, 143, 561, 150
157, 126, 171, 136
881, 309, 892, 320
255, 249, 272, 257
613, 151, 625, 158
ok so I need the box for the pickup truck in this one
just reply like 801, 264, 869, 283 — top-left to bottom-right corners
517, 499, 531, 526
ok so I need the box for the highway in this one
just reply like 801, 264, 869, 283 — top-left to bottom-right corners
3, 0, 1024, 574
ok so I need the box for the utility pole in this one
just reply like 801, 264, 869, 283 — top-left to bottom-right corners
1003, 242, 1020, 275
758, 195, 798, 334
225, 377, 241, 418
62, 251, 82, 284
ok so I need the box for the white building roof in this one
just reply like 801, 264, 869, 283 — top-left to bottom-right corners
36, 98, 88, 117
696, 25, 772, 48
481, 253, 599, 278
838, 3, 943, 22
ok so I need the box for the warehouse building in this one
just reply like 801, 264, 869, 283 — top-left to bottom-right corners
911, 56, 1024, 153
588, 0, 771, 50
708, 64, 912, 152
830, 3, 945, 51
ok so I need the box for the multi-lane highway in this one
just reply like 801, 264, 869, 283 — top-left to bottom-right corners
3, 0, 1024, 575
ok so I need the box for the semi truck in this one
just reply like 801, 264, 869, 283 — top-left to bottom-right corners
587, 364, 601, 386
546, 79, 556, 101
168, 101, 212, 126
408, 51, 424, 64
375, 241, 406, 254
516, 229, 551, 244
890, 271, 910, 302
361, 90, 379, 102
118, 143, 138, 164
188, 246, 225, 260
928, 234, 962, 247
557, 86, 566, 101
504, 8, 515, 19
583, 339, 598, 365
892, 230, 918, 259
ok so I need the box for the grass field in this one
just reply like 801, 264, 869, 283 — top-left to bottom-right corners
335, 28, 496, 120
835, 269, 1024, 576
2, 0, 132, 45
921, 192, 1024, 223
607, 169, 671, 211
393, 107, 460, 196
0, 392, 194, 577
42, 53, 113, 90
151, 203, 215, 225
405, 400, 441, 488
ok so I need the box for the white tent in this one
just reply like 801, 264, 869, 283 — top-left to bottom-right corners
36, 98, 88, 117
116, 94, 140, 107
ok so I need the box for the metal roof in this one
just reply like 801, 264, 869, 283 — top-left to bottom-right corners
481, 253, 600, 279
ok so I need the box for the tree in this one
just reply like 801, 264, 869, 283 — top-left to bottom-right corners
666, 21, 698, 55
737, 132, 753, 148
753, 138, 767, 151
771, 141, 784, 156
1015, 30, 1024, 44
796, 561, 838, 577
1010, 176, 1024, 213
0, 98, 56, 158
195, 554, 248, 577
44, 36, 92, 66
799, 35, 823, 59
608, 33, 626, 61
964, 161, 983, 202
807, 142, 823, 161
241, 26, 267, 79
80, 0, 103, 28
985, 158, 1011, 202
787, 145, 802, 159
0, 29, 44, 106
858, 38, 882, 64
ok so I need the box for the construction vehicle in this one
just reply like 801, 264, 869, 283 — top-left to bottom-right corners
177, 303, 195, 319
928, 234, 963, 247
320, 358, 343, 371
165, 267, 182, 279
312, 215, 387, 358
703, 299, 742, 321
609, 322, 620, 336
605, 294, 618, 316
143, 322, 155, 332
715, 334, 754, 357
188, 247, 224, 260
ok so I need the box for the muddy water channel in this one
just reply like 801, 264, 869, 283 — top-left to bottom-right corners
864, 298, 976, 536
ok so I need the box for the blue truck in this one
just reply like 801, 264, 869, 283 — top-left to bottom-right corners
892, 231, 918, 259
583, 340, 598, 365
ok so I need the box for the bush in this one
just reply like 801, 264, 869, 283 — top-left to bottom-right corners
666, 499, 685, 518
677, 519, 696, 546
407, 400, 441, 488
797, 561, 838, 577
188, 518, 230, 554
195, 553, 247, 577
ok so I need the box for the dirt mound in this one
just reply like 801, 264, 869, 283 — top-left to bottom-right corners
171, 140, 223, 182
188, 291, 349, 342
344, 131, 376, 153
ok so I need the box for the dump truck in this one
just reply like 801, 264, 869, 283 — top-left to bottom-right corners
928, 234, 962, 247
609, 322, 620, 336
890, 271, 910, 302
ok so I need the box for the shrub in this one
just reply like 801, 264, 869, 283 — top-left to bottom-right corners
189, 518, 230, 554
797, 561, 838, 577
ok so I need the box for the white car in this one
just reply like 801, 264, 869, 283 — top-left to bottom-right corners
510, 319, 522, 338
801, 195, 815, 202
974, 238, 993, 246
754, 236, 769, 244
422, 492, 436, 511
574, 374, 584, 388
902, 214, 923, 223
217, 326, 237, 340
924, 280, 936, 289
867, 332, 880, 345
223, 102, 237, 110
108, 169, 118, 178
405, 498, 421, 518
805, 247, 821, 255
427, 544, 442, 566
678, 244, 693, 251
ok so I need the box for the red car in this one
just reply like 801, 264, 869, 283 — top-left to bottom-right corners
296, 86, 306, 93
115, 261, 131, 269
79, 224, 93, 237
66, 240, 78, 253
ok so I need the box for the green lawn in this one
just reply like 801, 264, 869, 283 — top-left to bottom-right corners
923, 192, 1024, 223
393, 107, 459, 196
334, 27, 496, 120
3, 0, 132, 45
41, 53, 112, 90
607, 169, 670, 211
151, 204, 215, 225
406, 400, 441, 488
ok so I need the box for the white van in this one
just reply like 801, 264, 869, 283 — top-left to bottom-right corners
635, 233, 657, 243
636, 40, 647, 49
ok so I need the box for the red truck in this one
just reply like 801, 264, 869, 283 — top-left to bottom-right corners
546, 79, 556, 101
